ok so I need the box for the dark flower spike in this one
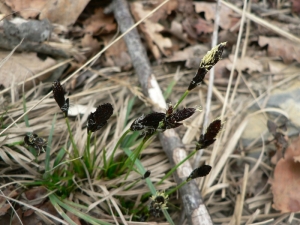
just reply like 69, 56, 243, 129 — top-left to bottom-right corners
142, 170, 151, 179
187, 165, 212, 181
87, 103, 113, 133
52, 80, 69, 117
188, 42, 226, 91
130, 112, 165, 131
163, 107, 196, 130
149, 191, 169, 218
197, 119, 223, 150
24, 133, 47, 155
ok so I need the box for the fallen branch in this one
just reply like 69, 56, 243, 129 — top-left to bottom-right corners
110, 0, 213, 224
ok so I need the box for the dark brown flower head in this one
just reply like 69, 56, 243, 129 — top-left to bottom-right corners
87, 103, 113, 133
130, 112, 165, 132
163, 107, 196, 130
24, 133, 47, 155
142, 170, 151, 179
52, 80, 69, 117
197, 119, 223, 149
188, 42, 226, 91
149, 191, 168, 218
187, 165, 212, 181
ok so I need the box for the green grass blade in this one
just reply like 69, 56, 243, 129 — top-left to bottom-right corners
51, 194, 113, 225
122, 148, 174, 225
44, 114, 56, 178
49, 194, 78, 225
53, 147, 66, 168
124, 97, 136, 127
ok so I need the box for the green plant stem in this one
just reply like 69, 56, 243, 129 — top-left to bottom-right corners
109, 129, 130, 166
122, 135, 150, 179
173, 90, 190, 110
65, 117, 79, 158
158, 149, 197, 185
122, 148, 174, 225
166, 180, 188, 196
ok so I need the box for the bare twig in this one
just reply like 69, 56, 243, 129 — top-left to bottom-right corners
111, 0, 213, 224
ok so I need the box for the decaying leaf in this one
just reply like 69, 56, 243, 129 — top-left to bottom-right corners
39, 0, 90, 26
130, 2, 172, 59
226, 55, 264, 73
4, 0, 47, 19
0, 52, 56, 91
194, 2, 238, 30
270, 138, 300, 213
259, 36, 300, 63
82, 8, 116, 35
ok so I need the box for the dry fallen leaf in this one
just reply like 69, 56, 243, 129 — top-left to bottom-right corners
82, 8, 116, 35
81, 33, 101, 58
4, 0, 47, 19
163, 44, 209, 68
130, 2, 172, 59
0, 52, 56, 90
102, 35, 132, 70
39, 0, 90, 26
226, 55, 264, 73
149, 0, 178, 23
270, 137, 300, 213
259, 36, 300, 63
194, 2, 238, 30
0, 187, 18, 216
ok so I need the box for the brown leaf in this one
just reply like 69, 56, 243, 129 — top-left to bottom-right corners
130, 2, 172, 59
81, 34, 101, 57
0, 52, 56, 91
291, 0, 300, 14
163, 44, 209, 68
194, 2, 238, 30
4, 0, 47, 19
149, 0, 178, 23
82, 8, 116, 35
259, 36, 300, 63
0, 187, 18, 216
67, 212, 81, 225
270, 138, 300, 212
193, 17, 214, 35
226, 55, 264, 73
39, 0, 90, 26
24, 186, 47, 200
102, 35, 132, 70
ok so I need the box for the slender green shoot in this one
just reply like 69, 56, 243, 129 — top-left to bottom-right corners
109, 129, 130, 166
158, 149, 197, 185
173, 90, 189, 110
44, 114, 57, 179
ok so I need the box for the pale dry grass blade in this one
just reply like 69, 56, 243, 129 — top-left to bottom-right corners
237, 163, 249, 225
0, 194, 68, 225
246, 209, 261, 224
221, 0, 300, 44
209, 0, 248, 175
0, 59, 72, 96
